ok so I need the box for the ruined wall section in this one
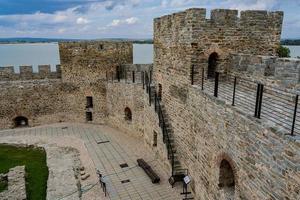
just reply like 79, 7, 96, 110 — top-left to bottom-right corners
0, 65, 61, 81
58, 41, 133, 124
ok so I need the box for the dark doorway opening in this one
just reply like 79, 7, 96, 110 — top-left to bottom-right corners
86, 112, 93, 122
208, 52, 218, 79
14, 116, 29, 128
124, 107, 132, 121
219, 159, 235, 198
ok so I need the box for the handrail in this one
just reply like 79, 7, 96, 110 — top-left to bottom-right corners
193, 69, 300, 136
109, 69, 189, 178
154, 89, 175, 175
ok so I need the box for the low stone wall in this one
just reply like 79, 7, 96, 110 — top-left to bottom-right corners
0, 65, 61, 81
0, 166, 26, 200
230, 53, 300, 87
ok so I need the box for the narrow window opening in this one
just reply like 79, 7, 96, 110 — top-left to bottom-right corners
99, 44, 104, 50
86, 96, 93, 108
153, 131, 158, 147
158, 84, 162, 100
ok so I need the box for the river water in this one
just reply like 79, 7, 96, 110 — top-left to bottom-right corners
0, 43, 299, 72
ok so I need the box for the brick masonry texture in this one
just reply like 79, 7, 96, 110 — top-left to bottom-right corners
0, 8, 299, 200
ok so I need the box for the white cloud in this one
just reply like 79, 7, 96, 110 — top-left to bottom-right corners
76, 17, 89, 25
58, 28, 66, 34
110, 19, 121, 26
161, 0, 168, 7
0, 0, 297, 39
160, 0, 197, 8
226, 0, 279, 11
109, 17, 139, 27
53, 14, 68, 23
125, 17, 138, 24
170, 0, 196, 7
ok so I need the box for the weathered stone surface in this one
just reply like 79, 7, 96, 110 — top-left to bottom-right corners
0, 166, 26, 200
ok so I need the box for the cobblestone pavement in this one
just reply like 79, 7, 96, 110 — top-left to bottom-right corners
0, 124, 182, 200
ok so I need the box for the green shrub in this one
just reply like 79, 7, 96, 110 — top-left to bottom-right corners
277, 45, 291, 57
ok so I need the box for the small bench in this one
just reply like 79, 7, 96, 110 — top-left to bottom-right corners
137, 159, 160, 183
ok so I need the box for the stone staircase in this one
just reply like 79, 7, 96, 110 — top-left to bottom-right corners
145, 77, 194, 200
111, 69, 194, 199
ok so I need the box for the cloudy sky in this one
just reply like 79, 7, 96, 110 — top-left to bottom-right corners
0, 0, 299, 39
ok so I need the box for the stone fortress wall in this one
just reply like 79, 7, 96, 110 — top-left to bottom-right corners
148, 8, 300, 200
154, 8, 283, 86
0, 41, 133, 129
0, 8, 299, 200
104, 8, 300, 200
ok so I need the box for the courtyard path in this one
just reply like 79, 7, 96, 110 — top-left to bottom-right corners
0, 123, 182, 200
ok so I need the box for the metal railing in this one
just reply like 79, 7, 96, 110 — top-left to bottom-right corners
192, 68, 299, 136
106, 70, 144, 84
144, 72, 176, 176
107, 69, 188, 178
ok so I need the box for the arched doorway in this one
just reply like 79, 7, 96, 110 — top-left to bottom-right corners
14, 116, 29, 128
124, 107, 132, 121
208, 52, 218, 79
219, 159, 235, 199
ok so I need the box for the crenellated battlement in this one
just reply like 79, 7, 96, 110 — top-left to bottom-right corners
155, 8, 283, 29
0, 65, 61, 81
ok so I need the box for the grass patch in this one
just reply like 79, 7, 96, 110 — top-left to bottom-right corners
0, 144, 48, 200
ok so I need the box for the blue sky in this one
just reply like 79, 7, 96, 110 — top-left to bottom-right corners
0, 0, 299, 39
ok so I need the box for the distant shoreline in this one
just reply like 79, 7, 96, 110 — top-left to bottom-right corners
0, 38, 154, 44
281, 39, 300, 46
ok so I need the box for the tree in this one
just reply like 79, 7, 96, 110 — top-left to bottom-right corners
277, 45, 291, 58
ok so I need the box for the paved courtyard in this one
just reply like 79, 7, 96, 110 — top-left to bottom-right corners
0, 123, 182, 200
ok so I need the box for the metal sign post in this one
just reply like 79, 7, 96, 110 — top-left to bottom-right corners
181, 176, 193, 199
